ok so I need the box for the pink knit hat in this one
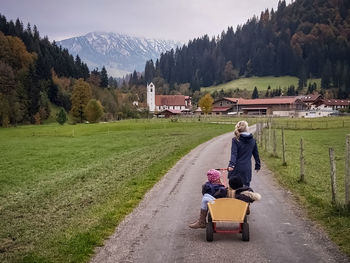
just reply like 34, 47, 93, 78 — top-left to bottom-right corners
207, 169, 221, 183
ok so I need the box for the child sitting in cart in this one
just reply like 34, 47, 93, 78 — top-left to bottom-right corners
189, 169, 227, 229
229, 176, 261, 203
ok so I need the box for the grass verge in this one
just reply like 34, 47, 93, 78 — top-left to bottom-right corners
260, 127, 350, 256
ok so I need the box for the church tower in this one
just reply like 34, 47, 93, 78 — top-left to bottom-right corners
147, 82, 156, 112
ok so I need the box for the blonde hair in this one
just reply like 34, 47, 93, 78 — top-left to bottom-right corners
234, 120, 248, 139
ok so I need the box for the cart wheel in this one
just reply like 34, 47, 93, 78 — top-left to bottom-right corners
206, 222, 214, 242
242, 222, 249, 241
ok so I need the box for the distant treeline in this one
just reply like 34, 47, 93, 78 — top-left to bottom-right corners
0, 14, 90, 80
0, 13, 152, 127
144, 0, 350, 98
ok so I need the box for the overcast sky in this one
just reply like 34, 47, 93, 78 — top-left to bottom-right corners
1, 0, 292, 42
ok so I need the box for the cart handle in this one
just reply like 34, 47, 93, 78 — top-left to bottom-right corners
215, 168, 228, 171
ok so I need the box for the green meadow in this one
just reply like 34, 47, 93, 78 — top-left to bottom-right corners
2, 117, 350, 261
201, 76, 321, 94
0, 120, 233, 263
260, 122, 350, 256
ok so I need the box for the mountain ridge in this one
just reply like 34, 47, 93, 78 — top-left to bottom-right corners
57, 31, 181, 77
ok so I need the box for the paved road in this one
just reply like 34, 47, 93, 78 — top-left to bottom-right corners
91, 125, 349, 263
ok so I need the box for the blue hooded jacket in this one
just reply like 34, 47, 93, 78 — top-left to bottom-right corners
228, 133, 260, 186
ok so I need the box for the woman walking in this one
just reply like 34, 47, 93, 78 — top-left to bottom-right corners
228, 120, 260, 187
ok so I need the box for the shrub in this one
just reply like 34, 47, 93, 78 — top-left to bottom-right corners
56, 108, 67, 125
84, 99, 104, 123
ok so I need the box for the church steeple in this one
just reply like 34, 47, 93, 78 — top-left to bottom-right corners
147, 82, 155, 112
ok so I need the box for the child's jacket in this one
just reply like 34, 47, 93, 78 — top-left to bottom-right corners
202, 182, 227, 198
235, 186, 256, 203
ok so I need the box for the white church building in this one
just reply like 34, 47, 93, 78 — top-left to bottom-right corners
147, 82, 192, 112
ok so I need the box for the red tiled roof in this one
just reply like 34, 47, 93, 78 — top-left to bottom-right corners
239, 97, 299, 105
155, 95, 186, 106
222, 97, 299, 105
241, 107, 268, 110
299, 94, 321, 102
322, 99, 349, 106
212, 107, 232, 112
222, 97, 240, 103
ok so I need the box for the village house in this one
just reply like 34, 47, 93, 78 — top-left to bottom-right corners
147, 82, 192, 115
312, 98, 350, 111
298, 93, 323, 109
295, 98, 350, 118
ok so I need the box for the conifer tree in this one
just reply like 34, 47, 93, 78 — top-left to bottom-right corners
56, 108, 67, 125
252, 87, 259, 99
100, 66, 108, 88
25, 64, 41, 123
0, 61, 16, 127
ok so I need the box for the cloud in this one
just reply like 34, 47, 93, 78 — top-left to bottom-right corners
1, 0, 292, 42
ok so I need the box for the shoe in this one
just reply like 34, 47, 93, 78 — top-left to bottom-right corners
189, 209, 207, 229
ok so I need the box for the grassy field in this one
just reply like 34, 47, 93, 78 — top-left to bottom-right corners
201, 76, 321, 94
259, 124, 350, 256
270, 116, 350, 129
0, 120, 233, 263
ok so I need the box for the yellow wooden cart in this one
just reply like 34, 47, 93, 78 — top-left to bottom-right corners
207, 198, 249, 242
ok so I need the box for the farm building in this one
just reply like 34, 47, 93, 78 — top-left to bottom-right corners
211, 97, 307, 116
147, 83, 192, 112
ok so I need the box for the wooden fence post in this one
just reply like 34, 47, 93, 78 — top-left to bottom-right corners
259, 123, 262, 143
299, 138, 305, 182
282, 128, 287, 166
268, 122, 271, 153
264, 127, 267, 152
329, 148, 337, 204
273, 129, 277, 157
345, 135, 350, 209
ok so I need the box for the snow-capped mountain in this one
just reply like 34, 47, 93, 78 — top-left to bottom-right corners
57, 32, 181, 77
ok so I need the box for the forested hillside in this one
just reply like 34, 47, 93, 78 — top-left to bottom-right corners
144, 0, 350, 98
0, 14, 148, 127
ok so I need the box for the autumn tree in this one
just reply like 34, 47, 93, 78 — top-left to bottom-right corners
70, 78, 92, 123
84, 99, 104, 123
0, 32, 34, 72
198, 93, 214, 114
223, 61, 235, 82
88, 69, 100, 87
